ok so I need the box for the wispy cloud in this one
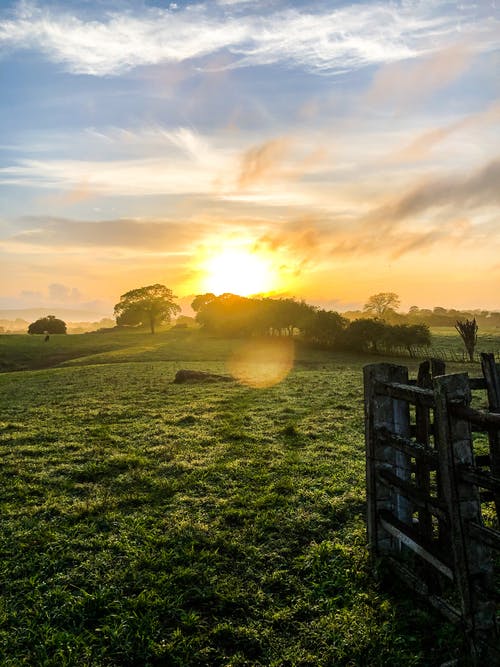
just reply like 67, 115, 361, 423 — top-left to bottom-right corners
362, 159, 500, 227
238, 138, 291, 189
387, 101, 500, 162
7, 216, 206, 251
366, 42, 474, 109
251, 158, 500, 265
0, 1, 496, 76
0, 155, 224, 196
0, 125, 328, 203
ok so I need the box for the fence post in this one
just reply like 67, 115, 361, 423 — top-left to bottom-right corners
434, 372, 496, 664
415, 360, 446, 592
480, 352, 500, 518
364, 364, 411, 557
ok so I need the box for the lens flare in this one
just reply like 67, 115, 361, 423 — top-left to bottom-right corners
227, 337, 294, 388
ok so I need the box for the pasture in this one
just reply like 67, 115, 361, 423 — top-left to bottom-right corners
0, 329, 492, 665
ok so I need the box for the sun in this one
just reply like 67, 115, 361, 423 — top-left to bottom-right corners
202, 248, 275, 296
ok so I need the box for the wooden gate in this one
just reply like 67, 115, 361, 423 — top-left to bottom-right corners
364, 353, 500, 664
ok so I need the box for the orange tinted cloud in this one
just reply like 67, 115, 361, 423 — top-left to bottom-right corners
367, 43, 473, 109
238, 138, 291, 189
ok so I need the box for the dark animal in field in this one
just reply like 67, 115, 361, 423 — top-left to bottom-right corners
173, 369, 234, 384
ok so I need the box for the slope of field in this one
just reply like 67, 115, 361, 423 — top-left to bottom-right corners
0, 332, 475, 664
0, 330, 359, 374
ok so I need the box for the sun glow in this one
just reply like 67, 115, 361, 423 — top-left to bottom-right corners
201, 248, 275, 296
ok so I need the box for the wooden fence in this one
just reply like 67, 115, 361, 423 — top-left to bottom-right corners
364, 353, 500, 665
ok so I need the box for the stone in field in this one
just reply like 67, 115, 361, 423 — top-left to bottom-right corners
173, 369, 235, 384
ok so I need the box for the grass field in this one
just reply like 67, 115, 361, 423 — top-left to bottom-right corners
1, 329, 496, 665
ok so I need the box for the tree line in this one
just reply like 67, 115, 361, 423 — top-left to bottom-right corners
191, 292, 431, 355
27, 285, 491, 361
342, 291, 500, 328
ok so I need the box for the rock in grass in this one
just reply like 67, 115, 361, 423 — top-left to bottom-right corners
173, 369, 235, 384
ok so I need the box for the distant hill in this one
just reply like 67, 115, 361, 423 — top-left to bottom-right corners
0, 308, 112, 323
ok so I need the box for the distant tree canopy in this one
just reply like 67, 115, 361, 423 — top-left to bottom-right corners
114, 284, 181, 334
363, 292, 401, 320
28, 315, 67, 334
191, 293, 318, 338
190, 292, 430, 356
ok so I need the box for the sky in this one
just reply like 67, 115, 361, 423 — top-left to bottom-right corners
0, 0, 499, 317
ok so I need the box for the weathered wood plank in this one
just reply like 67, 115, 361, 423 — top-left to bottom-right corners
480, 352, 500, 519
469, 377, 487, 390
415, 361, 435, 545
374, 380, 435, 407
376, 428, 438, 464
364, 364, 412, 556
449, 403, 500, 427
377, 469, 447, 521
379, 511, 453, 579
459, 466, 500, 493
434, 372, 497, 665
387, 557, 463, 624
468, 522, 500, 551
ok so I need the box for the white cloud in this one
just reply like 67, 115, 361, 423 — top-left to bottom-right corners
0, 1, 496, 76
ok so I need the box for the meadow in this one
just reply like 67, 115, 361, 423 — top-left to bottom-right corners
0, 328, 496, 665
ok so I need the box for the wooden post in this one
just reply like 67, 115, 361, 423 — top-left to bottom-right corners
415, 360, 445, 590
434, 373, 497, 664
415, 361, 442, 540
480, 352, 500, 519
364, 364, 411, 557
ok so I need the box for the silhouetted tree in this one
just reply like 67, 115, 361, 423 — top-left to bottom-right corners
302, 309, 347, 347
455, 318, 478, 362
385, 323, 431, 357
343, 318, 387, 353
193, 293, 256, 335
191, 293, 216, 313
262, 298, 314, 336
363, 292, 401, 320
28, 315, 67, 334
114, 284, 180, 334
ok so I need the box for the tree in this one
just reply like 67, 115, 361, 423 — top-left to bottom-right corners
455, 318, 478, 362
386, 323, 431, 357
302, 309, 347, 347
191, 293, 216, 313
28, 315, 67, 334
261, 298, 314, 336
114, 284, 180, 334
363, 292, 401, 320
342, 318, 387, 353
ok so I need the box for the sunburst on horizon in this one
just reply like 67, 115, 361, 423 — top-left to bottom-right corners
199, 247, 278, 297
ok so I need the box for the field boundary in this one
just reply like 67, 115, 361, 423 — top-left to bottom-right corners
364, 353, 500, 665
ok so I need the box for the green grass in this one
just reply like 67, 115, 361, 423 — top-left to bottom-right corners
0, 330, 332, 374
1, 330, 493, 665
427, 327, 500, 361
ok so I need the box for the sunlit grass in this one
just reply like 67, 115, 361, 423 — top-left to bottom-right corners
0, 330, 473, 664
2, 330, 496, 663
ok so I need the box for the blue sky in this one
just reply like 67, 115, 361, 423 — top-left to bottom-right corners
0, 0, 499, 316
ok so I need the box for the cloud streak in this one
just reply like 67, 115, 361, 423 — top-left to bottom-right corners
362, 159, 500, 227
0, 1, 496, 76
7, 216, 206, 251
388, 101, 500, 162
